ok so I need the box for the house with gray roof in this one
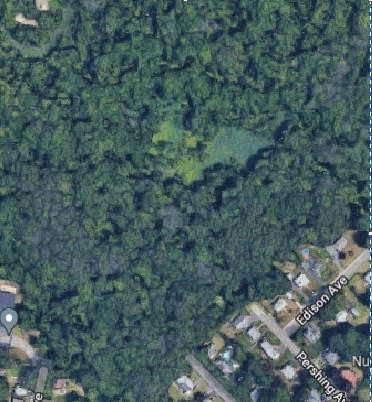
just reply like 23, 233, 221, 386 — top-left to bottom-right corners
0, 291, 15, 312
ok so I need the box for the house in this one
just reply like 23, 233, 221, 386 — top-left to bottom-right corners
280, 365, 297, 380
175, 376, 195, 397
336, 310, 348, 323
250, 387, 261, 402
247, 327, 260, 341
53, 379, 67, 390
207, 343, 218, 360
231, 315, 258, 330
305, 324, 321, 344
215, 358, 239, 375
15, 385, 28, 396
308, 259, 326, 275
326, 236, 348, 267
294, 273, 310, 288
340, 368, 359, 388
307, 389, 322, 402
335, 236, 348, 251
273, 299, 287, 313
323, 351, 339, 366
260, 341, 280, 360
0, 291, 16, 312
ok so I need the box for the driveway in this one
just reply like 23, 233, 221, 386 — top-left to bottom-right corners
250, 304, 301, 357
186, 354, 237, 402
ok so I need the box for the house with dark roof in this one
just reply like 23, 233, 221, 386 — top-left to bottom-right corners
231, 314, 258, 331
0, 291, 15, 312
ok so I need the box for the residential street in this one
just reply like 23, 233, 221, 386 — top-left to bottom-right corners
336, 249, 369, 280
186, 354, 237, 402
250, 304, 301, 357
284, 249, 369, 337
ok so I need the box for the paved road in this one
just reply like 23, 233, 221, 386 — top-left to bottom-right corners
336, 249, 369, 280
284, 249, 369, 337
250, 304, 301, 357
186, 354, 237, 402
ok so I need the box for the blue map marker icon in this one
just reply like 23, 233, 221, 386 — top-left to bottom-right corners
0, 308, 18, 335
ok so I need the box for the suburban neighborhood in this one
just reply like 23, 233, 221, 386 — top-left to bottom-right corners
0, 280, 84, 402
168, 231, 369, 402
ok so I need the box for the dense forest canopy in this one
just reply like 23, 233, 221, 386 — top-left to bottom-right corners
0, 0, 368, 401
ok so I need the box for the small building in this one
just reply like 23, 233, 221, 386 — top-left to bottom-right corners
336, 310, 348, 323
340, 368, 358, 388
260, 341, 280, 360
363, 272, 370, 286
207, 343, 218, 360
287, 272, 295, 281
350, 308, 360, 317
308, 259, 326, 275
323, 351, 339, 366
215, 358, 239, 375
285, 291, 294, 300
0, 291, 16, 312
250, 387, 261, 402
15, 385, 28, 396
36, 0, 50, 11
294, 273, 310, 288
231, 315, 258, 330
335, 236, 348, 251
175, 376, 195, 397
247, 327, 260, 341
273, 299, 287, 313
53, 379, 67, 390
307, 389, 322, 402
280, 365, 297, 380
305, 324, 321, 344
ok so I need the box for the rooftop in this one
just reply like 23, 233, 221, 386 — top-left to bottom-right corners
261, 341, 280, 360
0, 291, 16, 312
280, 365, 297, 380
294, 273, 310, 288
340, 369, 358, 388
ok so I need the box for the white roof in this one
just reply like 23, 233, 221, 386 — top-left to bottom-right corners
285, 291, 293, 299
15, 386, 28, 396
350, 308, 360, 317
307, 389, 321, 402
324, 351, 339, 365
295, 273, 310, 288
280, 365, 297, 380
261, 341, 280, 360
336, 310, 348, 323
274, 299, 287, 312
247, 327, 260, 340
